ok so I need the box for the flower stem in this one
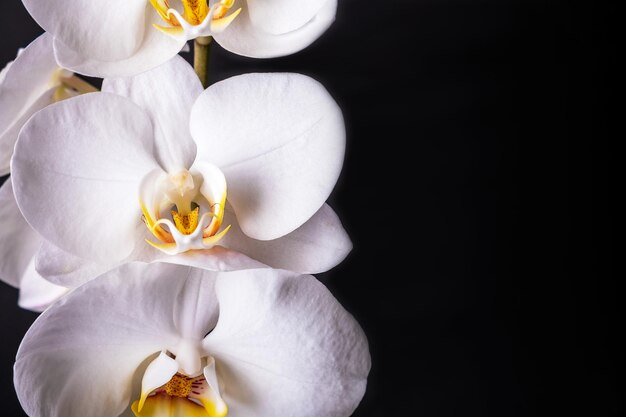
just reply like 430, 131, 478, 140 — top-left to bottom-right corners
194, 36, 213, 88
60, 75, 99, 94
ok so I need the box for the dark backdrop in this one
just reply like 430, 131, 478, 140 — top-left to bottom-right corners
0, 1, 619, 416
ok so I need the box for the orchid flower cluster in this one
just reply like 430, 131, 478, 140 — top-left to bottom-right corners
0, 1, 370, 416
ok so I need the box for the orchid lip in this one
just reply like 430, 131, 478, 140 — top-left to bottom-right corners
133, 351, 228, 417
139, 166, 229, 255
149, 0, 242, 39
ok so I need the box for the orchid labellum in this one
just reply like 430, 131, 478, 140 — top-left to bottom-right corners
14, 263, 370, 417
20, 0, 338, 77
12, 56, 350, 288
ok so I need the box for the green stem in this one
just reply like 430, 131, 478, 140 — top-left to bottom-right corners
194, 36, 213, 88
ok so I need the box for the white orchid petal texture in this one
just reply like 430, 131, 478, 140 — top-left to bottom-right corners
0, 180, 68, 312
0, 33, 69, 175
21, 0, 337, 77
12, 56, 349, 285
14, 263, 370, 417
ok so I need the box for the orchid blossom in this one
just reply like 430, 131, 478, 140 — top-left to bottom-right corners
14, 263, 370, 417
0, 33, 96, 176
12, 56, 350, 288
0, 33, 82, 311
21, 0, 338, 77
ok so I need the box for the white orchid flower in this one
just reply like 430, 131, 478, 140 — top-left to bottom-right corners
0, 33, 92, 311
0, 180, 68, 312
0, 33, 95, 176
12, 56, 350, 287
21, 0, 338, 77
14, 263, 370, 417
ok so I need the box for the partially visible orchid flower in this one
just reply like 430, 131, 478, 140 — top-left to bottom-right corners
21, 0, 338, 77
0, 33, 95, 176
14, 263, 370, 417
0, 181, 67, 312
0, 33, 85, 311
12, 56, 350, 288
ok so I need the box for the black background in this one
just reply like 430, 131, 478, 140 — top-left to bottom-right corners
0, 0, 619, 416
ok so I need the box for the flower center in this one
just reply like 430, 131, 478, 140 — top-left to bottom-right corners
149, 0, 241, 38
139, 166, 230, 255
172, 207, 199, 235
164, 374, 193, 398
133, 373, 226, 417
132, 353, 228, 417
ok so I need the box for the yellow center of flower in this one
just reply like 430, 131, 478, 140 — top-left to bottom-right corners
132, 373, 227, 417
172, 207, 200, 235
139, 168, 230, 255
164, 374, 193, 398
149, 0, 240, 36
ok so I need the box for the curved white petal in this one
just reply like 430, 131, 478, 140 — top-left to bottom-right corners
35, 241, 112, 289
0, 180, 41, 288
0, 88, 56, 176
17, 257, 68, 313
191, 73, 345, 241
102, 55, 200, 171
204, 268, 371, 417
212, 0, 336, 58
35, 233, 265, 289
145, 246, 267, 271
240, 0, 328, 35
12, 93, 160, 262
53, 10, 186, 78
0, 33, 59, 174
0, 61, 10, 84
221, 203, 352, 273
14, 263, 196, 417
0, 33, 57, 131
22, 0, 147, 63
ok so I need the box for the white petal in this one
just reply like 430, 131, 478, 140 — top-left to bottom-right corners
14, 263, 194, 417
0, 33, 57, 131
137, 352, 179, 411
35, 241, 112, 288
0, 33, 58, 174
17, 257, 68, 313
212, 0, 336, 58
12, 93, 160, 262
204, 269, 371, 417
171, 268, 220, 341
0, 180, 41, 288
102, 55, 200, 171
146, 246, 267, 271
0, 88, 56, 176
221, 203, 352, 273
191, 73, 345, 240
240, 0, 328, 35
22, 0, 147, 63
35, 235, 265, 289
52, 10, 186, 78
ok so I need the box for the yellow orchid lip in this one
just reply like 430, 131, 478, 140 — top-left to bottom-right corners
132, 373, 228, 417
149, 0, 241, 38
